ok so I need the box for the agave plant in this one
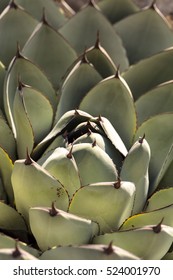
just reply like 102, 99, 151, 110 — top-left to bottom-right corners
0, 0, 173, 260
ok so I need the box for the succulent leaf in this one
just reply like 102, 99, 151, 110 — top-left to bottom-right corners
136, 81, 173, 125
94, 223, 173, 260
134, 113, 173, 194
22, 20, 77, 89
0, 2, 38, 66
40, 244, 139, 260
29, 206, 99, 251
15, 0, 67, 29
59, 4, 129, 71
115, 7, 173, 64
11, 157, 69, 224
98, 0, 139, 24
69, 181, 135, 233
123, 48, 173, 100
79, 75, 136, 149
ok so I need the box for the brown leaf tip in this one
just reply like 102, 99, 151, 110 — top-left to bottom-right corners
24, 149, 33, 165
103, 241, 114, 255
153, 218, 164, 234
49, 202, 58, 217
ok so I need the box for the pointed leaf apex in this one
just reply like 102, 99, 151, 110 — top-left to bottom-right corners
103, 241, 114, 255
150, 0, 157, 10
153, 218, 164, 233
92, 139, 97, 147
115, 65, 120, 78
88, 0, 100, 10
16, 42, 23, 59
94, 31, 101, 49
98, 114, 103, 122
67, 145, 73, 159
74, 109, 80, 116
80, 50, 90, 64
9, 0, 18, 9
139, 134, 145, 144
17, 76, 26, 91
114, 178, 121, 189
12, 242, 21, 258
49, 202, 58, 217
41, 7, 49, 25
25, 149, 33, 165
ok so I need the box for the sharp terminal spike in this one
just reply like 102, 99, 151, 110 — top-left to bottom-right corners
16, 42, 24, 59
42, 7, 49, 25
103, 241, 114, 255
98, 115, 103, 122
67, 145, 73, 159
49, 202, 58, 217
139, 134, 145, 144
92, 139, 97, 147
150, 0, 157, 10
80, 50, 90, 64
25, 149, 33, 165
74, 109, 80, 116
9, 0, 18, 9
153, 218, 164, 234
12, 242, 21, 258
87, 128, 92, 136
114, 178, 121, 189
94, 31, 101, 49
115, 65, 120, 78
87, 0, 100, 10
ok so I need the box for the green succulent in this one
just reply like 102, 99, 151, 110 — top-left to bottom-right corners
0, 0, 173, 260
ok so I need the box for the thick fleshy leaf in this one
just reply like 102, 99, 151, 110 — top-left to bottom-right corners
0, 112, 16, 161
121, 204, 173, 230
98, 0, 139, 24
59, 4, 129, 72
79, 75, 136, 149
120, 137, 151, 214
4, 53, 57, 135
158, 160, 173, 188
69, 181, 135, 233
70, 143, 118, 185
115, 6, 173, 65
86, 38, 117, 78
123, 48, 173, 100
18, 84, 54, 145
15, 0, 67, 29
146, 188, 173, 212
13, 86, 34, 158
73, 131, 124, 173
11, 157, 69, 224
0, 2, 38, 66
94, 223, 173, 260
0, 233, 40, 257
0, 201, 27, 233
33, 110, 93, 159
42, 147, 81, 198
40, 244, 139, 260
95, 116, 128, 157
56, 56, 102, 120
22, 19, 77, 89
134, 114, 173, 194
136, 81, 173, 125
29, 206, 98, 251
0, 147, 14, 206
